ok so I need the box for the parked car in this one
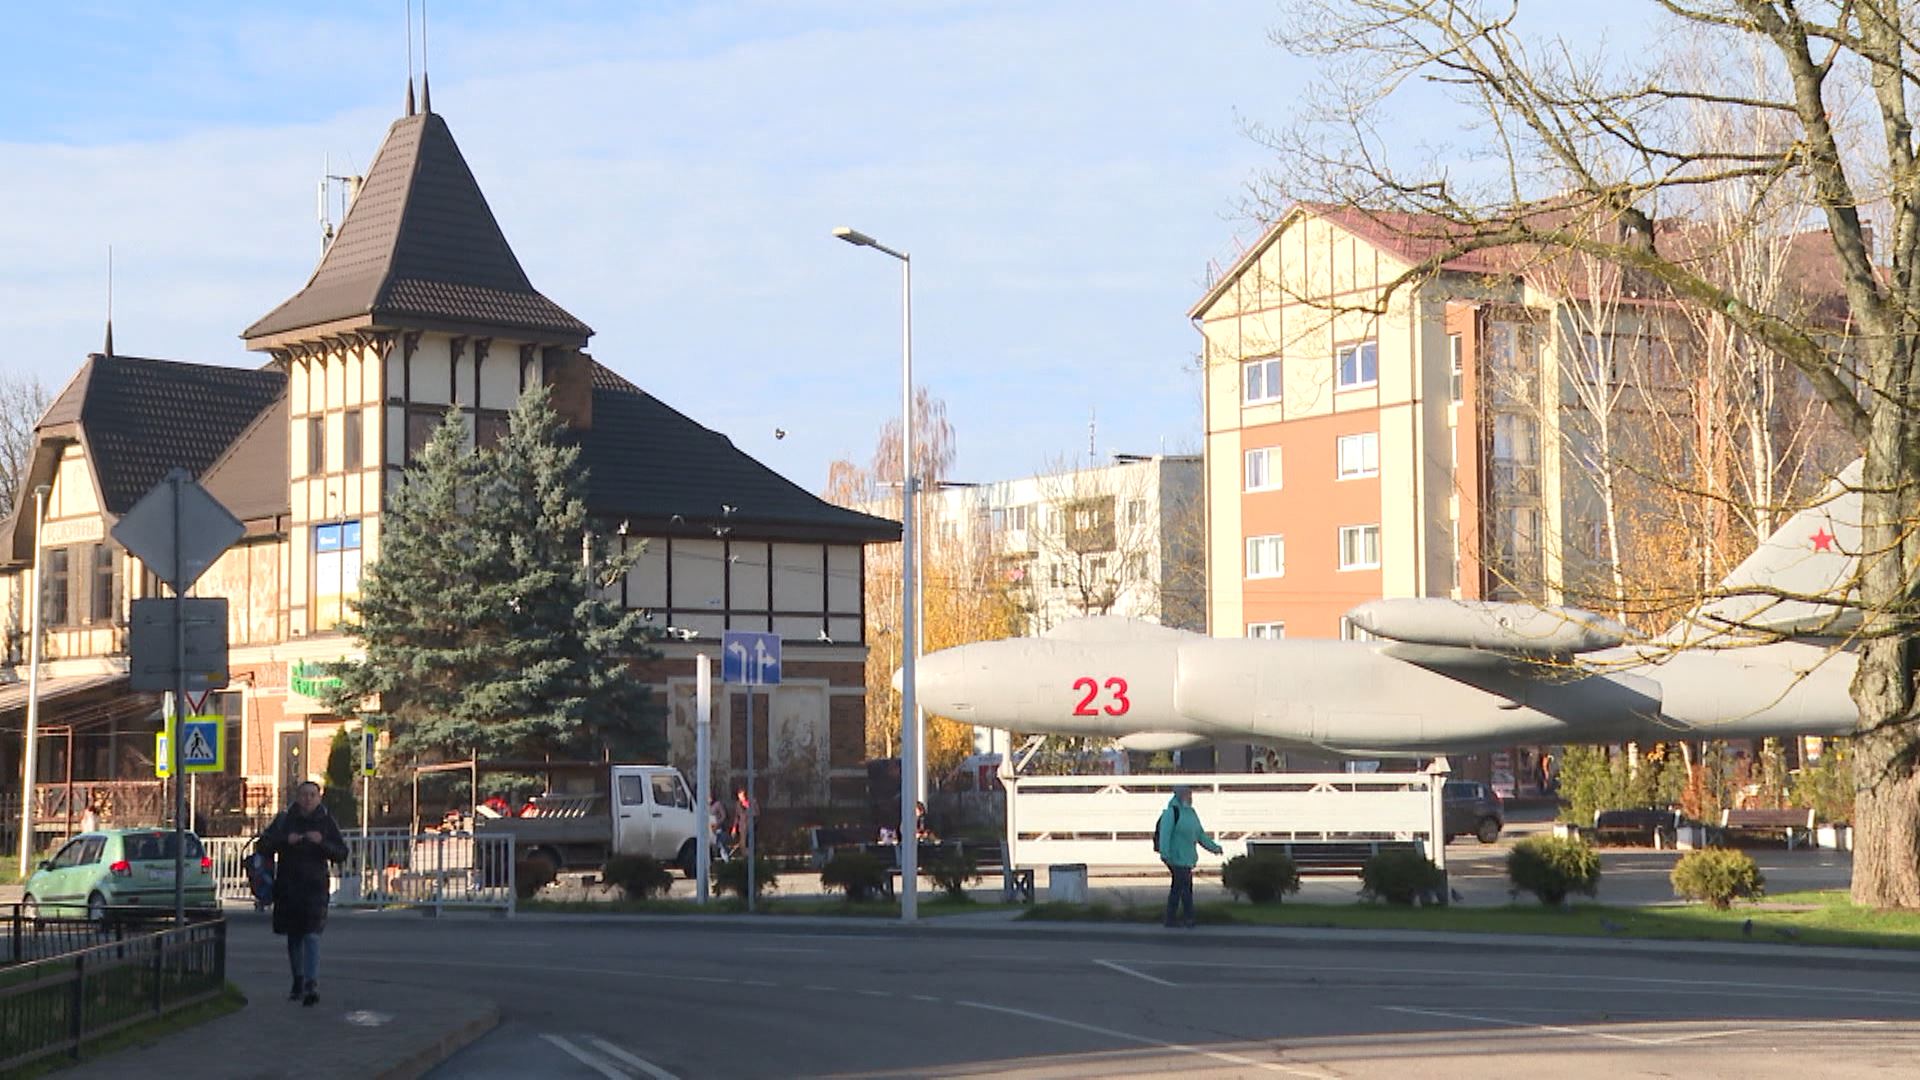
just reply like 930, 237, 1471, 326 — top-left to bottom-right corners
1443, 780, 1504, 844
23, 828, 217, 921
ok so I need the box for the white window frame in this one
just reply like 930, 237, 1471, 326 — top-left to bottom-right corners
1336, 340, 1378, 390
1244, 446, 1282, 492
1449, 333, 1464, 404
1339, 616, 1379, 642
1336, 432, 1379, 479
1338, 524, 1382, 571
1242, 356, 1282, 405
1247, 621, 1286, 639
1246, 534, 1285, 579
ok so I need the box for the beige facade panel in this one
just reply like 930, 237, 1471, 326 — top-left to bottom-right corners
480, 344, 522, 410
410, 339, 454, 407
671, 539, 725, 607
770, 543, 823, 611
1206, 430, 1244, 635
52, 451, 100, 518
626, 538, 668, 608
826, 545, 860, 613
727, 543, 769, 608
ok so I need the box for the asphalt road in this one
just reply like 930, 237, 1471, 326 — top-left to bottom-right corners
221, 913, 1920, 1079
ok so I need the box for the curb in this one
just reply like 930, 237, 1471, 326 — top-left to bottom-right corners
486, 908, 1920, 974
375, 1000, 502, 1080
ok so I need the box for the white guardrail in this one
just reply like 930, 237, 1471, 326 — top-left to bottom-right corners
205, 830, 517, 916
1003, 770, 1448, 872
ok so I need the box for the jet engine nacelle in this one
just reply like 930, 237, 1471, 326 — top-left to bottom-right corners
1345, 598, 1627, 655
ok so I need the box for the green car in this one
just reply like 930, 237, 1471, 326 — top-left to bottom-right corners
23, 827, 217, 920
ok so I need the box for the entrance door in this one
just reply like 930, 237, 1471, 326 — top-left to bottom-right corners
278, 732, 305, 808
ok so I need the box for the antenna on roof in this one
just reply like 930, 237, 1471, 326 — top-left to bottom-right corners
103, 245, 114, 358
405, 0, 416, 116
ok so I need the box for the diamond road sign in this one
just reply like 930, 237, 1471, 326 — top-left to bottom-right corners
111, 468, 244, 591
721, 631, 781, 686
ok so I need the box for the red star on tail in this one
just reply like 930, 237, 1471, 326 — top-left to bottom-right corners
1811, 526, 1834, 552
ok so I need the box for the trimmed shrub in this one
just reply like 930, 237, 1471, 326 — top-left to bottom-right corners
925, 847, 981, 900
1507, 836, 1601, 906
820, 851, 890, 901
603, 855, 675, 900
1670, 848, 1765, 909
1360, 849, 1447, 906
515, 857, 557, 901
714, 856, 780, 899
1221, 852, 1301, 904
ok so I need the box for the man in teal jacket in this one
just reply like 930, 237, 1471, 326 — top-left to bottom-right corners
1156, 784, 1222, 927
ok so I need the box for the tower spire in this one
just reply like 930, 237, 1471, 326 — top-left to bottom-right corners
405, 0, 416, 116
422, 72, 431, 114
103, 244, 114, 358
406, 79, 416, 117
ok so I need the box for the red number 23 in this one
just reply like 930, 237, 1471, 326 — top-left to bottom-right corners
1071, 676, 1131, 717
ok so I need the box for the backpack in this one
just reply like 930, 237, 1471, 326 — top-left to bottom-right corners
1153, 805, 1180, 854
244, 850, 275, 908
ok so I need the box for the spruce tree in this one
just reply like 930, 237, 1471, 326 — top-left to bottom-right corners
328, 387, 663, 766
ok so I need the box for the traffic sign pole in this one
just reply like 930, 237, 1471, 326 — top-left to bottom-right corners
172, 473, 188, 922
696, 653, 711, 905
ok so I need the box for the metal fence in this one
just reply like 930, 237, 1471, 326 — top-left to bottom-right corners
0, 907, 226, 1072
204, 830, 516, 916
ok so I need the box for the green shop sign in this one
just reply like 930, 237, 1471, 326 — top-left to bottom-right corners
290, 660, 344, 699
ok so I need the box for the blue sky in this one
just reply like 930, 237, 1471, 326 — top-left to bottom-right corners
0, 2, 1649, 490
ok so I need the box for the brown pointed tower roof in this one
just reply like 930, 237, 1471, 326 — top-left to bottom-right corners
242, 111, 591, 348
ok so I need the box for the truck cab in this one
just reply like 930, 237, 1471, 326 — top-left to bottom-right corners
609, 764, 699, 866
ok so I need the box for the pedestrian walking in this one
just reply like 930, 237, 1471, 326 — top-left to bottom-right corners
1155, 784, 1221, 928
256, 780, 348, 1006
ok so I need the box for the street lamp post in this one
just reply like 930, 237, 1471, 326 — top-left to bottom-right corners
16, 483, 50, 873
833, 225, 919, 922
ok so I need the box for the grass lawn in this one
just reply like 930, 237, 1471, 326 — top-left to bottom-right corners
525, 892, 987, 918
4, 981, 245, 1078
1020, 889, 1920, 951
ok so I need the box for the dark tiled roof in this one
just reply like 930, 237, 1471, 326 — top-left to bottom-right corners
582, 365, 899, 543
201, 391, 290, 522
243, 112, 590, 344
68, 355, 286, 513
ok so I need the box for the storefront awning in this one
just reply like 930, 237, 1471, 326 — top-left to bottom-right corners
0, 673, 160, 733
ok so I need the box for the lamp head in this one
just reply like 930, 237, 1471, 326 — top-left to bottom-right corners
833, 226, 877, 248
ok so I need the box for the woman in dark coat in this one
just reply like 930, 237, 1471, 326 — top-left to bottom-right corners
257, 780, 349, 1006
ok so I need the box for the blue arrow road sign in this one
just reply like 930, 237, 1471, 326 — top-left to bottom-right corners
721, 631, 782, 686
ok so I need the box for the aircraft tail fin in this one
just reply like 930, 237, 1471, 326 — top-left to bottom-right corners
1676, 459, 1863, 641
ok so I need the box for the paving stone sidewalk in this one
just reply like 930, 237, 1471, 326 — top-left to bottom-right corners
61, 913, 497, 1080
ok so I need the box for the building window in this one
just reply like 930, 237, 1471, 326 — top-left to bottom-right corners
89, 543, 117, 623
307, 415, 326, 476
1010, 505, 1030, 531
1243, 357, 1281, 405
1339, 616, 1379, 642
1339, 524, 1382, 570
1127, 498, 1148, 526
991, 508, 1006, 532
406, 409, 440, 459
475, 411, 510, 449
45, 547, 70, 626
1336, 340, 1378, 390
1247, 621, 1286, 639
1450, 334, 1464, 404
1336, 432, 1379, 479
344, 409, 364, 471
1246, 534, 1285, 579
313, 521, 363, 631
1245, 447, 1281, 492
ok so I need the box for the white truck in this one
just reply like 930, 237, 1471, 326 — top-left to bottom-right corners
465, 762, 702, 877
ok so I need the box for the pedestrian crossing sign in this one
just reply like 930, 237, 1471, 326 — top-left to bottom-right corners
181, 715, 224, 774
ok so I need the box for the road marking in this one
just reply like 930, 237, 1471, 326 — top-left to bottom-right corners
590, 1037, 681, 1080
741, 979, 779, 988
1101, 959, 1920, 1004
857, 989, 891, 998
742, 946, 824, 954
1382, 1006, 1758, 1047
957, 999, 1329, 1077
910, 994, 942, 1003
541, 1034, 628, 1079
805, 985, 840, 993
1095, 959, 1177, 987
